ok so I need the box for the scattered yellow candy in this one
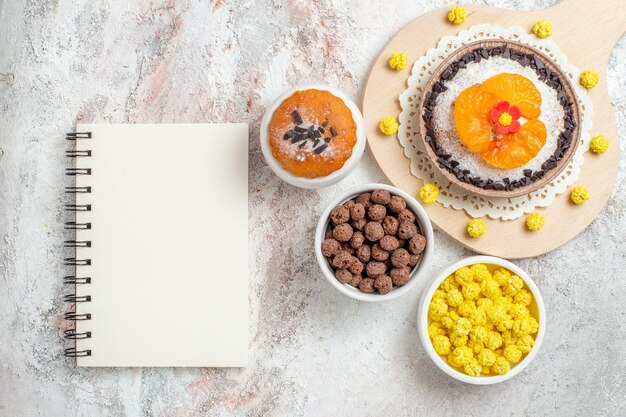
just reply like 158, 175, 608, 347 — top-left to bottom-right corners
532, 20, 552, 38
589, 135, 609, 154
428, 263, 539, 377
570, 185, 590, 205
447, 6, 466, 25
467, 219, 486, 238
526, 212, 545, 231
379, 116, 399, 135
388, 52, 408, 71
580, 70, 599, 89
419, 183, 439, 204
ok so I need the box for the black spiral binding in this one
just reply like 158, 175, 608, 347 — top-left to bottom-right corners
63, 131, 93, 358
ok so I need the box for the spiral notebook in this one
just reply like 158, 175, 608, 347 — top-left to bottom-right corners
64, 124, 249, 367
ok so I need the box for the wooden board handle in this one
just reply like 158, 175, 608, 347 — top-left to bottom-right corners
546, 0, 626, 59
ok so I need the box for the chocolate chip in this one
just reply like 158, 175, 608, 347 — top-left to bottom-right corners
322, 120, 329, 127
330, 127, 338, 137
292, 110, 303, 125
314, 144, 328, 154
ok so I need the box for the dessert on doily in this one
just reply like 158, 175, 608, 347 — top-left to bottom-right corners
420, 40, 579, 197
397, 24, 594, 220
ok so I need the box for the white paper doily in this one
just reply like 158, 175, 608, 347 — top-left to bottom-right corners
398, 24, 593, 220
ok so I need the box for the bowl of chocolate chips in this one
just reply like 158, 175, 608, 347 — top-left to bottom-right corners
315, 184, 434, 301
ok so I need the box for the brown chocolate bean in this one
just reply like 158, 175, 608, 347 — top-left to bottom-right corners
321, 238, 341, 257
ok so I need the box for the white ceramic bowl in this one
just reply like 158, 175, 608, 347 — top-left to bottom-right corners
260, 84, 366, 189
315, 183, 434, 302
417, 255, 546, 385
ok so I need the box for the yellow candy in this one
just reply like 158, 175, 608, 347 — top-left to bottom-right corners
379, 116, 399, 135
455, 266, 474, 285
485, 331, 503, 350
477, 297, 493, 309
447, 288, 464, 307
514, 289, 533, 306
470, 264, 491, 283
495, 316, 514, 332
447, 6, 466, 25
429, 298, 448, 321
571, 185, 590, 205
433, 335, 452, 355
450, 332, 469, 347
419, 183, 439, 204
428, 322, 446, 339
477, 348, 497, 367
388, 52, 408, 71
504, 275, 524, 296
510, 303, 530, 319
467, 339, 484, 354
441, 275, 459, 292
470, 325, 489, 344
517, 334, 535, 353
492, 356, 511, 375
453, 318, 472, 335
457, 300, 476, 317
495, 296, 513, 311
469, 308, 487, 326
580, 70, 599, 89
440, 315, 455, 330
462, 282, 481, 300
448, 310, 460, 322
501, 330, 518, 347
448, 346, 473, 367
464, 359, 483, 376
590, 135, 609, 154
503, 345, 523, 364
432, 289, 446, 300
526, 212, 545, 231
481, 279, 502, 300
493, 268, 510, 286
532, 20, 552, 38
467, 219, 486, 238
527, 317, 539, 334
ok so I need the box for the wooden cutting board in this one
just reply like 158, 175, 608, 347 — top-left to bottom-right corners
362, 0, 625, 259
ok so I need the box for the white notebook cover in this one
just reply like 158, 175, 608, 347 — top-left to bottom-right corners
73, 124, 248, 367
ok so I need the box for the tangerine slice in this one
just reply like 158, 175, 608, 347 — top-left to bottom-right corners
480, 73, 542, 119
479, 119, 547, 169
454, 85, 499, 153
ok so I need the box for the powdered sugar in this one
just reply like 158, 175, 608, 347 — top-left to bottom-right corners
431, 56, 565, 180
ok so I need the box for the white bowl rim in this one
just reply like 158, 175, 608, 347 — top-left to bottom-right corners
315, 183, 434, 302
417, 255, 546, 385
259, 84, 366, 189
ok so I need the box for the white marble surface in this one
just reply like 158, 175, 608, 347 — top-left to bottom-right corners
1, 0, 625, 416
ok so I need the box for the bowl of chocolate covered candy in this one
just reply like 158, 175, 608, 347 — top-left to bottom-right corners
315, 184, 434, 302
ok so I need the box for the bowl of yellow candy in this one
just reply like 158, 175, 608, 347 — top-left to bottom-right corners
417, 256, 545, 385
